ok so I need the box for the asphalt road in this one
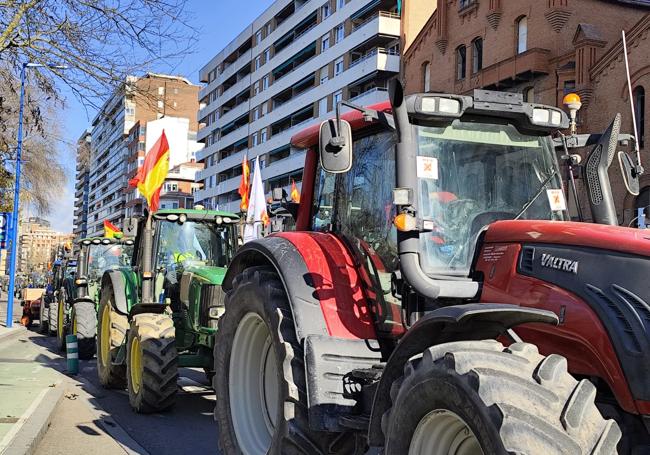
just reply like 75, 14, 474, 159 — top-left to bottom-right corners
31, 330, 221, 455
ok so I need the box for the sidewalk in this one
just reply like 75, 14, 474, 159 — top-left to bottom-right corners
0, 296, 27, 342
0, 327, 63, 454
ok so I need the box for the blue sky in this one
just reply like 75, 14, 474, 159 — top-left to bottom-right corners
46, 0, 275, 232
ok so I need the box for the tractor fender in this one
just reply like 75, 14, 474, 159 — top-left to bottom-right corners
224, 233, 376, 342
72, 297, 95, 307
367, 303, 558, 446
101, 271, 129, 316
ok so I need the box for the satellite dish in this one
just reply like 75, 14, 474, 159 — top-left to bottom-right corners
619, 151, 640, 196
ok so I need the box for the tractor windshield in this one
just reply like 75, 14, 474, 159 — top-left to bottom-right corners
87, 244, 133, 280
415, 120, 568, 276
157, 221, 236, 269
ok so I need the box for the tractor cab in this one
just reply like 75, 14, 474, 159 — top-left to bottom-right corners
77, 236, 134, 302
290, 84, 639, 346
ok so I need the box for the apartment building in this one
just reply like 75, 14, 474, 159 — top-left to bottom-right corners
85, 73, 199, 236
401, 0, 650, 224
124, 116, 203, 217
158, 162, 204, 210
195, 0, 401, 212
73, 129, 91, 240
18, 217, 73, 274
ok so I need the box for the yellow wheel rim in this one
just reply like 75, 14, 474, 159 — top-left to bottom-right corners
100, 305, 111, 367
72, 312, 77, 335
130, 336, 143, 394
57, 302, 64, 340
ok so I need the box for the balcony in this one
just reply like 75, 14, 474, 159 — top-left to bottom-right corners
479, 48, 551, 90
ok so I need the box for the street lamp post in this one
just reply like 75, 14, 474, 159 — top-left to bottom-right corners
5, 62, 66, 328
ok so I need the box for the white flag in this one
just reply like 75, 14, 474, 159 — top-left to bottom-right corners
243, 157, 269, 243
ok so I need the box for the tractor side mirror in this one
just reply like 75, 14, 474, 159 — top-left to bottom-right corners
619, 151, 640, 196
319, 118, 352, 174
123, 217, 139, 237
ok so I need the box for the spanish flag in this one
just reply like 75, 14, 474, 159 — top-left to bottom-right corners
103, 220, 121, 238
238, 153, 250, 211
129, 130, 170, 213
290, 179, 300, 203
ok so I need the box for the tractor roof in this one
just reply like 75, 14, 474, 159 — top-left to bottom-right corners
291, 90, 569, 148
154, 208, 240, 220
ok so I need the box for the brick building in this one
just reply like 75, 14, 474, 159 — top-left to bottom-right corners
402, 0, 650, 223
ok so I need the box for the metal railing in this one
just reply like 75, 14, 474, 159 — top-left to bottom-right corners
352, 11, 400, 32
349, 47, 398, 69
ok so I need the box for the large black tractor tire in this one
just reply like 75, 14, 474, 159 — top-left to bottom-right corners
126, 313, 178, 413
38, 306, 49, 334
48, 299, 58, 336
382, 340, 622, 455
97, 289, 128, 389
55, 296, 67, 352
71, 301, 97, 360
213, 267, 353, 455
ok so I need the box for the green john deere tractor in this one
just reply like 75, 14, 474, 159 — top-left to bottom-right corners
71, 237, 134, 359
97, 208, 240, 413
50, 237, 134, 359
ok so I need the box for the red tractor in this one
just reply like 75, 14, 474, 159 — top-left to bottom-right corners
212, 82, 648, 454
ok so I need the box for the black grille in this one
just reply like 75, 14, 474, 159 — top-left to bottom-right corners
519, 246, 535, 273
199, 285, 226, 328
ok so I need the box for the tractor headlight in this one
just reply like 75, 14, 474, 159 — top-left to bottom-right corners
178, 214, 187, 224
215, 216, 223, 225
101, 238, 111, 245
417, 96, 463, 117
531, 107, 566, 127
166, 214, 179, 222
82, 239, 91, 246
92, 239, 101, 245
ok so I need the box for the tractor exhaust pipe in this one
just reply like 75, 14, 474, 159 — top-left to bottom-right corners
584, 114, 621, 225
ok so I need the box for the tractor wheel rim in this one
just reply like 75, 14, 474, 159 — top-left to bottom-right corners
100, 305, 111, 367
409, 409, 483, 455
57, 302, 64, 340
229, 312, 279, 455
130, 336, 143, 394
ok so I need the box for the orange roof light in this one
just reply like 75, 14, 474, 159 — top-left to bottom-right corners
563, 93, 582, 111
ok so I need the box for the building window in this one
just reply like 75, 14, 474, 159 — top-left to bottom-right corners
456, 45, 466, 80
320, 66, 329, 84
334, 56, 344, 76
254, 55, 261, 70
333, 90, 343, 106
157, 100, 164, 109
253, 106, 260, 121
252, 134, 259, 147
517, 16, 528, 54
459, 0, 476, 10
423, 61, 431, 92
263, 48, 271, 63
266, 23, 272, 36
337, 0, 345, 9
634, 86, 645, 148
523, 86, 534, 103
262, 75, 269, 90
255, 30, 262, 45
322, 3, 331, 18
158, 86, 164, 95
319, 97, 328, 115
261, 129, 268, 143
472, 38, 483, 73
321, 34, 330, 52
335, 24, 344, 43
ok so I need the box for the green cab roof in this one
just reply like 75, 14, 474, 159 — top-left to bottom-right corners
154, 208, 240, 220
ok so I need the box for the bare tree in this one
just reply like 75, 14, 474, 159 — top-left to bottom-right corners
0, 0, 197, 216
0, 0, 197, 105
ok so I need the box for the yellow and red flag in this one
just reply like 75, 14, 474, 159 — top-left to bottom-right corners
103, 220, 121, 238
238, 153, 251, 211
129, 130, 170, 213
290, 179, 300, 203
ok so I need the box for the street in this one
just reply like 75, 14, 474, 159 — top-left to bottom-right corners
0, 321, 220, 455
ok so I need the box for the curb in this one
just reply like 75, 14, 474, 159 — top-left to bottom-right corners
0, 326, 27, 344
1, 382, 64, 455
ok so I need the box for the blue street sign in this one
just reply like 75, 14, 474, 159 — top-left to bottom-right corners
0, 212, 12, 249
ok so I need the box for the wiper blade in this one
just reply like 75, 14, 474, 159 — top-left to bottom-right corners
514, 170, 558, 220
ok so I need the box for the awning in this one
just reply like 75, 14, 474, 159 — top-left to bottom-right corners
351, 0, 380, 20
272, 43, 316, 76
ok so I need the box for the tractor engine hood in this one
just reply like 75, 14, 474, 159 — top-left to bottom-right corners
481, 219, 650, 404
484, 220, 650, 257
183, 265, 227, 286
